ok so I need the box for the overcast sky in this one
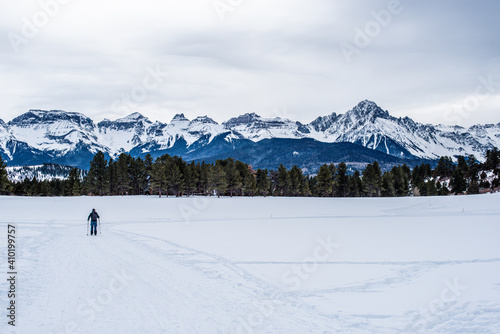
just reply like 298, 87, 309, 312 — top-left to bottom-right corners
1, 0, 499, 127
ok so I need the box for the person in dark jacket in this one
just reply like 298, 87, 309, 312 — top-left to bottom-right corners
87, 209, 100, 235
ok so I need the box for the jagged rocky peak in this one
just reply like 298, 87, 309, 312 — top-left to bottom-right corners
348, 100, 390, 119
171, 113, 190, 122
190, 116, 218, 125
98, 112, 152, 131
10, 109, 93, 127
224, 113, 261, 127
146, 120, 167, 136
115, 112, 149, 123
310, 112, 339, 132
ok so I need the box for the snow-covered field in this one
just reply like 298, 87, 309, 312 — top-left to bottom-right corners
1, 194, 500, 333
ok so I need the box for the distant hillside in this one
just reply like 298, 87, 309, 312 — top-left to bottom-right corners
7, 163, 86, 183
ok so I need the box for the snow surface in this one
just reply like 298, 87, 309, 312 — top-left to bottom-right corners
1, 194, 500, 333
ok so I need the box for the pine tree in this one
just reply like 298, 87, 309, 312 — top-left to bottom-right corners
67, 168, 81, 196
208, 163, 228, 197
142, 154, 153, 194
235, 160, 251, 196
466, 154, 477, 170
335, 162, 349, 197
216, 165, 228, 197
269, 170, 279, 196
224, 158, 242, 197
276, 164, 291, 196
189, 161, 202, 195
243, 173, 257, 196
289, 166, 303, 196
29, 176, 41, 196
450, 168, 467, 194
381, 172, 395, 197
182, 162, 195, 196
301, 176, 311, 197
316, 164, 333, 197
456, 156, 468, 174
167, 160, 184, 197
467, 181, 479, 194
308, 175, 318, 196
328, 164, 337, 196
108, 158, 117, 195
150, 158, 167, 197
87, 151, 109, 196
199, 162, 211, 195
362, 162, 382, 197
492, 177, 500, 189
416, 182, 426, 196
435, 156, 454, 177
468, 165, 479, 185
116, 153, 131, 195
256, 169, 270, 196
348, 171, 362, 197
485, 147, 500, 170
426, 180, 438, 196
135, 157, 149, 195
391, 166, 409, 197
0, 156, 10, 194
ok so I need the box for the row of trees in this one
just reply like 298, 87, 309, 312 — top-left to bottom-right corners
1, 147, 499, 197
85, 152, 289, 197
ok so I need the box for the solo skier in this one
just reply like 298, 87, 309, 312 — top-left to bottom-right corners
87, 208, 100, 236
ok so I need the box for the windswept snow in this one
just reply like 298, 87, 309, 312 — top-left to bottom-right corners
1, 194, 500, 333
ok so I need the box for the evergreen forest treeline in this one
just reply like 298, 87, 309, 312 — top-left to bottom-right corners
1, 148, 499, 197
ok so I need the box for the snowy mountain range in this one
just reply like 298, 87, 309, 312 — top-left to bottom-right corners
1, 100, 499, 170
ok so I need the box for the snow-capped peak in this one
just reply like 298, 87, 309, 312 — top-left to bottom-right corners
10, 109, 94, 127
223, 112, 308, 142
223, 113, 261, 127
7, 109, 100, 156
310, 113, 339, 132
349, 100, 390, 119
190, 116, 218, 125
115, 112, 149, 123
171, 114, 189, 122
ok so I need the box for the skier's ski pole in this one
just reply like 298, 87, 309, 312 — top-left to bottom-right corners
87, 220, 89, 236
99, 218, 102, 235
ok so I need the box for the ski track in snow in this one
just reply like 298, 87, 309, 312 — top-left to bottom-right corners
10, 223, 353, 334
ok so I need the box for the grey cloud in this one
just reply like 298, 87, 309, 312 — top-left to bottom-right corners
0, 0, 498, 127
